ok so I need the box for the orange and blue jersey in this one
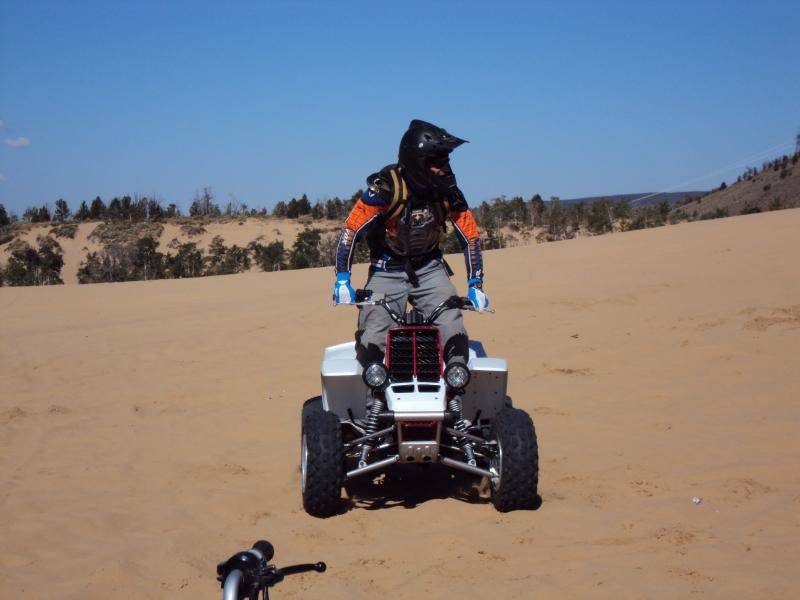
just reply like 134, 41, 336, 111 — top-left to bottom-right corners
335, 183, 484, 281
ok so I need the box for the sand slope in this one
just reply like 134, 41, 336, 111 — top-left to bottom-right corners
1, 209, 799, 598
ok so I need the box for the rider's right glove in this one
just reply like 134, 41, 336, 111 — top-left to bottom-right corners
333, 272, 356, 305
467, 278, 490, 312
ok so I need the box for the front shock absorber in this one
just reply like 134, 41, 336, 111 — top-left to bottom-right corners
447, 394, 476, 465
359, 393, 386, 468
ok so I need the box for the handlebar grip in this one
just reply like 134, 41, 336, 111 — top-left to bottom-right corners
251, 540, 274, 562
354, 289, 373, 303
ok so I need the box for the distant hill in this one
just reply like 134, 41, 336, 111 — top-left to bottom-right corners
558, 191, 708, 207
672, 152, 800, 217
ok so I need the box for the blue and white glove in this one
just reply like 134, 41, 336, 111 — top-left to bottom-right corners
333, 272, 356, 305
467, 278, 489, 312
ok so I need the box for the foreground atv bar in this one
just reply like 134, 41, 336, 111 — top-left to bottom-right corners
345, 455, 400, 479
439, 456, 493, 479
343, 454, 493, 481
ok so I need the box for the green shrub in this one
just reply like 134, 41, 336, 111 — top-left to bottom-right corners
3, 236, 64, 286
180, 222, 207, 237
204, 236, 251, 275
50, 222, 79, 239
78, 235, 166, 283
166, 242, 204, 278
89, 221, 164, 247
249, 240, 286, 271
699, 207, 729, 220
290, 228, 322, 269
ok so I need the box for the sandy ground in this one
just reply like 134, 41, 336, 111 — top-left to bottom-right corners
1, 209, 799, 598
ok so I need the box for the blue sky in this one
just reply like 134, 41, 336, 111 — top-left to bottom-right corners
1, 0, 798, 215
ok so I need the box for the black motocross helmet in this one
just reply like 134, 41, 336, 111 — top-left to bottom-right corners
398, 119, 467, 196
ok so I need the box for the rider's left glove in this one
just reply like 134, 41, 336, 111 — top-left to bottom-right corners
468, 278, 490, 312
333, 272, 356, 305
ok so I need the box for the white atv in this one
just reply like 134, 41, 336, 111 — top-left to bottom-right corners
300, 290, 538, 517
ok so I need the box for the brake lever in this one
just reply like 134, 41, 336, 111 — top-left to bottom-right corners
332, 289, 385, 307
277, 562, 327, 577
464, 306, 495, 314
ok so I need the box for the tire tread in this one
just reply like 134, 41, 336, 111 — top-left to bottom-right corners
492, 407, 539, 512
302, 409, 343, 517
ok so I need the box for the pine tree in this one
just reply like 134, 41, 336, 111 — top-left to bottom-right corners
529, 194, 545, 227
54, 199, 70, 222
134, 236, 164, 280
547, 198, 566, 238
587, 200, 612, 234
107, 198, 122, 220
272, 201, 288, 217
297, 194, 311, 215
290, 228, 322, 269
167, 242, 204, 278
286, 198, 299, 218
89, 196, 106, 220
205, 235, 228, 274
75, 201, 90, 221
250, 240, 286, 271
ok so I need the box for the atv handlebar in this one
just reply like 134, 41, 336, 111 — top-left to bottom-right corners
217, 540, 325, 600
345, 290, 492, 326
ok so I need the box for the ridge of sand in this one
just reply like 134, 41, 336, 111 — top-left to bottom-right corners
1, 209, 799, 598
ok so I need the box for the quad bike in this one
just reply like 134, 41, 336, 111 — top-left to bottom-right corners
217, 540, 326, 599
300, 290, 539, 517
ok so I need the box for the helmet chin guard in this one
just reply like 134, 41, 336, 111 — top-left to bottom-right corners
398, 119, 468, 197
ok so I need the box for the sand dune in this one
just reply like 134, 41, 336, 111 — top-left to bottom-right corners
1, 209, 799, 598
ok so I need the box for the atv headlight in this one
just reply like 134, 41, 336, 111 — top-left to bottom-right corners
445, 362, 470, 389
362, 362, 389, 389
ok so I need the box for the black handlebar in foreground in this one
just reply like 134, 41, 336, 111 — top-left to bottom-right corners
217, 540, 326, 600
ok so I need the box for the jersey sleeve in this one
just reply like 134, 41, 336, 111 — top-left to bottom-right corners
335, 198, 384, 273
449, 204, 484, 282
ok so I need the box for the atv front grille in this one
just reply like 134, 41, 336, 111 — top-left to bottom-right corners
387, 327, 442, 383
414, 329, 441, 382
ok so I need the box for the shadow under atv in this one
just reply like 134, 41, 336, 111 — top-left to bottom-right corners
342, 464, 542, 512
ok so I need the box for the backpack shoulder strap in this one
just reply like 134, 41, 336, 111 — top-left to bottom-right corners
384, 166, 409, 221
433, 198, 450, 229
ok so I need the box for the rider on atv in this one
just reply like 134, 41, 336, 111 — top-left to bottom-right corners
332, 119, 489, 367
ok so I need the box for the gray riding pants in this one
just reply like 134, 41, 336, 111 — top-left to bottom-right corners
356, 259, 468, 367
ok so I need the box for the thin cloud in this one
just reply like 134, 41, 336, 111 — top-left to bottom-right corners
0, 173, 5, 181
0, 119, 5, 128
4, 136, 30, 148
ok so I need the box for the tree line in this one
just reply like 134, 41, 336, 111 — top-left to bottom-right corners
2, 186, 365, 227
73, 230, 356, 284
3, 143, 798, 287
